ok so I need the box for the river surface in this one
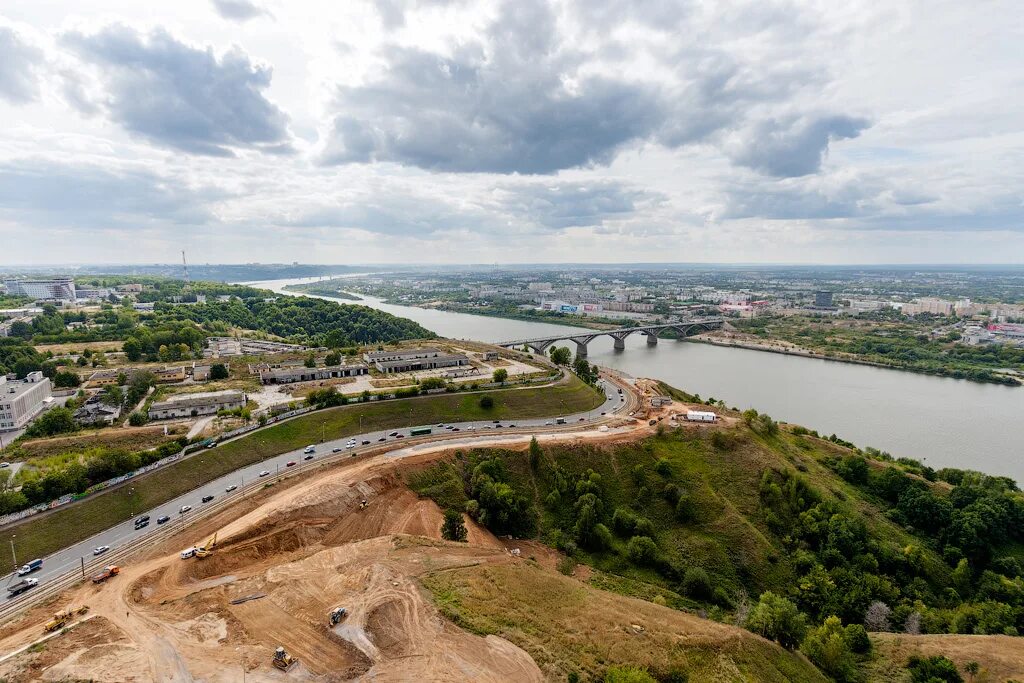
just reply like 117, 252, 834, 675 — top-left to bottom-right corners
245, 277, 1024, 482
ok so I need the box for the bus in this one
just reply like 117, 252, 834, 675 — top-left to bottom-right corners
410, 427, 432, 436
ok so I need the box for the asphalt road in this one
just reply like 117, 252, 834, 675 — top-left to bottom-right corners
4, 374, 636, 602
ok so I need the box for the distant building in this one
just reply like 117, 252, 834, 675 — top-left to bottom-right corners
258, 363, 368, 384
190, 364, 211, 382
482, 351, 500, 361
4, 277, 76, 303
903, 297, 954, 316
148, 390, 247, 420
650, 396, 672, 407
0, 371, 53, 432
73, 395, 121, 426
364, 348, 469, 374
204, 336, 316, 358
153, 366, 187, 383
116, 284, 144, 293
814, 291, 834, 308
86, 369, 126, 387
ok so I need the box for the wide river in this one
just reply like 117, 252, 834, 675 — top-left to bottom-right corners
246, 277, 1024, 482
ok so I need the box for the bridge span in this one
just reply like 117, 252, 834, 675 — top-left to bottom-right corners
498, 317, 724, 357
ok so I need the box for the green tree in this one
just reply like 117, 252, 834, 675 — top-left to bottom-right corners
24, 407, 78, 438
906, 655, 963, 683
209, 363, 229, 380
529, 436, 542, 470
479, 395, 494, 410
492, 368, 508, 384
102, 385, 124, 406
627, 535, 658, 565
128, 411, 148, 426
53, 371, 81, 388
682, 567, 712, 600
441, 509, 468, 542
800, 616, 858, 683
745, 591, 808, 649
122, 337, 142, 361
550, 346, 571, 366
325, 350, 341, 366
304, 353, 316, 368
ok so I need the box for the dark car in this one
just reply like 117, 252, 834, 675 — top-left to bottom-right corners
134, 515, 150, 526
286, 460, 296, 467
389, 431, 399, 437
134, 519, 150, 529
378, 437, 386, 442
508, 424, 516, 428
332, 447, 342, 453
361, 440, 370, 445
202, 495, 215, 503
157, 515, 170, 524
395, 434, 404, 438
304, 454, 314, 461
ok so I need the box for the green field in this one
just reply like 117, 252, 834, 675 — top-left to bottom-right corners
6, 378, 602, 561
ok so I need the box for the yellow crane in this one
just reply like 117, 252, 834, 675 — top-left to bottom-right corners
196, 532, 218, 559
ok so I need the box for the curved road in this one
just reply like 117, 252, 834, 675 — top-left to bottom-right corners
3, 370, 640, 613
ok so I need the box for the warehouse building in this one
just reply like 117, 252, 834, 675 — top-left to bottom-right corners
0, 371, 53, 431
258, 363, 368, 384
148, 390, 246, 420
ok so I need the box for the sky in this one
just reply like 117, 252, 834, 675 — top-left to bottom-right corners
0, 0, 1022, 265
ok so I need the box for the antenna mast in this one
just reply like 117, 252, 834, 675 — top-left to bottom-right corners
182, 250, 190, 283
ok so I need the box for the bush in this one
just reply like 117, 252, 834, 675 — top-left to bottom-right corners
654, 458, 671, 476
681, 567, 712, 600
801, 616, 858, 683
128, 411, 148, 426
52, 371, 81, 388
627, 535, 658, 565
843, 623, 871, 655
604, 665, 657, 683
209, 363, 229, 380
24, 407, 78, 438
479, 395, 494, 409
441, 509, 468, 542
906, 655, 963, 683
745, 591, 808, 649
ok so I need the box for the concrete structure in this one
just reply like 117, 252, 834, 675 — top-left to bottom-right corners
498, 317, 725, 358
904, 298, 955, 316
153, 366, 187, 383
814, 291, 834, 308
650, 396, 672, 407
4, 277, 76, 303
204, 337, 317, 358
0, 371, 53, 431
86, 369, 126, 387
369, 349, 470, 374
482, 351, 500, 361
258, 363, 368, 384
148, 390, 246, 420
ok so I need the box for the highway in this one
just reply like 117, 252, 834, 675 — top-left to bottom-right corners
3, 372, 638, 611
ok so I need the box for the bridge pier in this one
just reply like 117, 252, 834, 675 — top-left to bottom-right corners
612, 336, 626, 351
573, 340, 589, 358
646, 332, 658, 346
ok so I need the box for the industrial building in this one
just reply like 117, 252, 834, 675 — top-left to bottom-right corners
4, 277, 77, 303
205, 337, 318, 358
148, 390, 247, 420
0, 371, 53, 432
73, 395, 121, 425
364, 348, 469, 374
258, 363, 368, 384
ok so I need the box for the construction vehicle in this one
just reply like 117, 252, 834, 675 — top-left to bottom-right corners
44, 606, 89, 632
272, 646, 298, 671
91, 565, 120, 584
196, 532, 218, 559
358, 499, 368, 510
7, 578, 38, 596
329, 607, 347, 626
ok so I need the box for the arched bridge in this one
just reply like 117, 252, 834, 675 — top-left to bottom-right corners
498, 317, 725, 357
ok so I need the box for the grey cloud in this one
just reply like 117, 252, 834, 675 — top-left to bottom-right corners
0, 159, 222, 229
0, 26, 44, 104
62, 25, 291, 156
729, 115, 870, 177
724, 183, 862, 221
494, 182, 659, 230
210, 0, 268, 22
322, 0, 665, 174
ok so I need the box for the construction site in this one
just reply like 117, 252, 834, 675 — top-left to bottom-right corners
0, 380, 762, 682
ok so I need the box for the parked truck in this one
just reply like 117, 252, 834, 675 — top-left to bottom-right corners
7, 577, 38, 596
91, 565, 120, 584
16, 558, 42, 576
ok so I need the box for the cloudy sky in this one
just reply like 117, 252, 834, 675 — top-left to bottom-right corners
1, 0, 1022, 265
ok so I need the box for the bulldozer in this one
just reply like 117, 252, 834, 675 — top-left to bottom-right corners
358, 499, 369, 510
195, 532, 218, 559
44, 606, 89, 633
328, 606, 347, 626
272, 646, 297, 671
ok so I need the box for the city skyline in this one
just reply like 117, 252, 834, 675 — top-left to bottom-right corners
2, 0, 1023, 265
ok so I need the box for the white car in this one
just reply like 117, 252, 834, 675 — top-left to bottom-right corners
466, 426, 476, 431
346, 441, 356, 449
0, 462, 9, 468
93, 545, 110, 556
259, 470, 270, 477
544, 421, 553, 426
179, 505, 192, 514
303, 445, 316, 454
225, 485, 237, 493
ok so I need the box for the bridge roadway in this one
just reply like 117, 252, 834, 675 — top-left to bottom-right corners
1, 372, 639, 616
498, 316, 725, 357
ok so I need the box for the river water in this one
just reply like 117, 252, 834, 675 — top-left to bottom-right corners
245, 277, 1024, 482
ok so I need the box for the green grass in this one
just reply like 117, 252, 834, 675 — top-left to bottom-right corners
5, 378, 602, 561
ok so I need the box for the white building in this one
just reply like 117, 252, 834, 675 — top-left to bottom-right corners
148, 390, 247, 420
0, 371, 53, 431
903, 298, 954, 316
4, 277, 76, 303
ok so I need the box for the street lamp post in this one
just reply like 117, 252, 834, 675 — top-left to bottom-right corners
9, 535, 16, 574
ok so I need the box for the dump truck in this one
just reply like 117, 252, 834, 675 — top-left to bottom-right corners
196, 532, 218, 559
329, 607, 348, 626
7, 578, 38, 596
44, 606, 89, 632
91, 565, 120, 584
272, 646, 298, 671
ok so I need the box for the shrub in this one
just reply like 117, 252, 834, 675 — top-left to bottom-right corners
604, 665, 657, 683
906, 655, 963, 683
654, 458, 671, 476
209, 363, 229, 380
128, 411, 148, 426
441, 509, 468, 542
801, 616, 858, 683
843, 623, 871, 654
479, 395, 494, 409
681, 567, 712, 600
627, 536, 658, 565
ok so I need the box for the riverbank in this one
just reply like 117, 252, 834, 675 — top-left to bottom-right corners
694, 333, 1021, 386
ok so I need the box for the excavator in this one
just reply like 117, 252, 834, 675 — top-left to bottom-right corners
44, 606, 89, 633
328, 606, 348, 626
195, 532, 218, 559
272, 646, 298, 671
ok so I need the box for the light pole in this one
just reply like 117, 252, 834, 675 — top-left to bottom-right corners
321, 421, 325, 444
10, 535, 16, 574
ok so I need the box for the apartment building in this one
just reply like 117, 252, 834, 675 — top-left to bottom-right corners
0, 371, 53, 431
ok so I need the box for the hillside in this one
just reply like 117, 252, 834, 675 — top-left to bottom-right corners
408, 392, 1024, 680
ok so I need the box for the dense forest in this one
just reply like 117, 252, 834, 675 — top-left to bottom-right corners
409, 399, 1024, 681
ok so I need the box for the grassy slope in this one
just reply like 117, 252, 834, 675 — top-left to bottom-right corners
423, 562, 826, 682
6, 377, 602, 561
865, 633, 1024, 682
